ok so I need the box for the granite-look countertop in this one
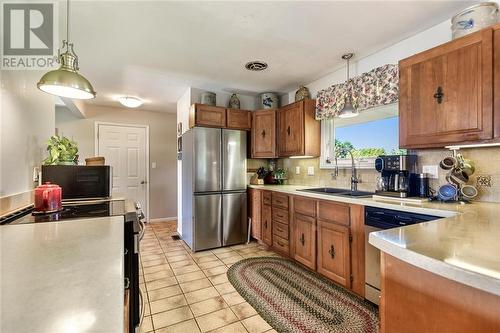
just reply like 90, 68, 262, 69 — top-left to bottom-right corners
249, 184, 500, 296
1, 216, 125, 333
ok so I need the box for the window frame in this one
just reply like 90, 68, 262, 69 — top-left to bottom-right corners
319, 119, 378, 170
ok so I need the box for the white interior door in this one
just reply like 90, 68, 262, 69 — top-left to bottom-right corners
96, 123, 148, 218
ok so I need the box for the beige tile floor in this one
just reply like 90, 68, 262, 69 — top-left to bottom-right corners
139, 221, 280, 333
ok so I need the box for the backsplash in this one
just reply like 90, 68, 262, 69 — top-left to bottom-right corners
249, 146, 500, 203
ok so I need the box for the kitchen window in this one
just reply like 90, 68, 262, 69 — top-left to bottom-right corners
320, 104, 403, 169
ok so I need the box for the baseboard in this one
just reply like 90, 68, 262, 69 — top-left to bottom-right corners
149, 216, 177, 223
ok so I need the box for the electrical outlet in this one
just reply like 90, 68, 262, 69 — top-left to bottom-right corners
423, 165, 439, 179
151, 162, 157, 169
295, 166, 300, 175
307, 166, 315, 176
476, 175, 492, 187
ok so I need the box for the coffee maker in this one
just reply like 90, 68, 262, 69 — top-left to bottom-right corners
375, 155, 418, 198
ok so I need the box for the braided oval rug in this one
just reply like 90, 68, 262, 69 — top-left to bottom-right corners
227, 257, 379, 333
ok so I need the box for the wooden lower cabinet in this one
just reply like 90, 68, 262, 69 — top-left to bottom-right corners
317, 219, 351, 287
381, 253, 500, 333
249, 188, 262, 241
262, 203, 273, 246
293, 213, 316, 270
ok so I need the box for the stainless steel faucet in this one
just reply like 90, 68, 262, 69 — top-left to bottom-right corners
335, 148, 359, 192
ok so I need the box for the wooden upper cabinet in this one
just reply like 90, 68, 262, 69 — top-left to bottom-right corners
190, 104, 226, 128
317, 220, 351, 287
293, 213, 316, 270
399, 28, 493, 148
251, 109, 277, 158
278, 99, 320, 157
227, 109, 251, 130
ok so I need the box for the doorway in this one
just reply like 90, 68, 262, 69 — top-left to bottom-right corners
95, 122, 149, 219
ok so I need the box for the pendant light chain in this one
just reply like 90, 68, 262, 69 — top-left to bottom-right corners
67, 0, 70, 43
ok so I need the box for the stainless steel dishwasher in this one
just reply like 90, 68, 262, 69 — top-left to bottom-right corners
364, 207, 439, 305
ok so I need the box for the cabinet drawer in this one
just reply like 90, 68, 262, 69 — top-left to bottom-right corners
293, 196, 316, 217
273, 235, 289, 254
272, 208, 289, 225
318, 201, 350, 226
262, 191, 272, 205
272, 192, 289, 209
273, 221, 289, 240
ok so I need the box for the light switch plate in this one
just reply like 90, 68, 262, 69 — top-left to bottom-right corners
423, 165, 439, 179
152, 162, 157, 169
295, 166, 300, 175
307, 166, 314, 176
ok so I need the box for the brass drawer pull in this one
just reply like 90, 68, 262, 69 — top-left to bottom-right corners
264, 221, 268, 228
276, 214, 284, 218
287, 126, 291, 135
277, 241, 284, 247
261, 129, 266, 137
329, 245, 336, 259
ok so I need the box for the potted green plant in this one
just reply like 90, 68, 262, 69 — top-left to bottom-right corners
43, 135, 79, 165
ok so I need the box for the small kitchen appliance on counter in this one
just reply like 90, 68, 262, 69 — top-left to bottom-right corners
374, 155, 418, 198
42, 165, 112, 200
34, 182, 62, 213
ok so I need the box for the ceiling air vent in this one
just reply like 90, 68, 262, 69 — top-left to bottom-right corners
245, 61, 268, 71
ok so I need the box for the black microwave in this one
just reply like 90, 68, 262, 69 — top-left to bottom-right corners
41, 165, 112, 200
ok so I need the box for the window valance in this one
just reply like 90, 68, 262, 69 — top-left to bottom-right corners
315, 64, 399, 120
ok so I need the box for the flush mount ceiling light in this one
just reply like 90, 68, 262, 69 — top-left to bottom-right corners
337, 53, 358, 119
118, 96, 143, 108
245, 61, 268, 71
37, 0, 96, 99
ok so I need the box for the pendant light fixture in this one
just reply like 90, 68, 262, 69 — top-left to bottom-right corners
337, 53, 358, 119
37, 0, 96, 99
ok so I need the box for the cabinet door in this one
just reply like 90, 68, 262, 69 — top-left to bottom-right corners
317, 220, 351, 287
278, 101, 304, 156
249, 189, 262, 241
400, 29, 493, 148
195, 104, 226, 128
262, 204, 273, 246
227, 109, 251, 130
293, 213, 315, 270
251, 110, 277, 158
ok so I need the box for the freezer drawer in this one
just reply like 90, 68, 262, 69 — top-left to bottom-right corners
222, 130, 247, 191
194, 194, 222, 251
194, 127, 221, 193
222, 192, 247, 246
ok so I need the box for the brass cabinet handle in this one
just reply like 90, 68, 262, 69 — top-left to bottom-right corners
300, 233, 305, 245
329, 245, 336, 259
261, 129, 266, 137
277, 214, 284, 218
433, 86, 444, 104
264, 221, 268, 228
287, 126, 291, 135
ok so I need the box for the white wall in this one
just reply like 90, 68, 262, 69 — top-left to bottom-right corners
0, 71, 55, 196
287, 19, 453, 100
56, 105, 177, 219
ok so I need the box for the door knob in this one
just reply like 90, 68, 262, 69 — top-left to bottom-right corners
140, 180, 147, 184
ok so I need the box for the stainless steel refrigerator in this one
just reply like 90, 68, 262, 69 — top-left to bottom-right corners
181, 127, 247, 251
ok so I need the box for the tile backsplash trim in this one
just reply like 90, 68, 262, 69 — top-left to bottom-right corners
250, 146, 500, 203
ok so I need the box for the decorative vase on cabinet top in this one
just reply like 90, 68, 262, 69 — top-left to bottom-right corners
451, 2, 499, 39
295, 85, 311, 101
229, 94, 240, 109
201, 92, 216, 106
259, 92, 279, 109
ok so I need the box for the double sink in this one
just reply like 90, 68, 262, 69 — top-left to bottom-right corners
298, 187, 374, 198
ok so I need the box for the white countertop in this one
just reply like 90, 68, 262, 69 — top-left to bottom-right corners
0, 216, 125, 333
249, 184, 500, 296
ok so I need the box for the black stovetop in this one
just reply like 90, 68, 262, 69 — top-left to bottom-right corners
0, 200, 126, 225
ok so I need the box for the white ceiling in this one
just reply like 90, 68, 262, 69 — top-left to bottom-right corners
62, 1, 474, 113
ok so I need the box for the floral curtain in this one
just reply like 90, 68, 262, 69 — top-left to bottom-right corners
315, 64, 399, 120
